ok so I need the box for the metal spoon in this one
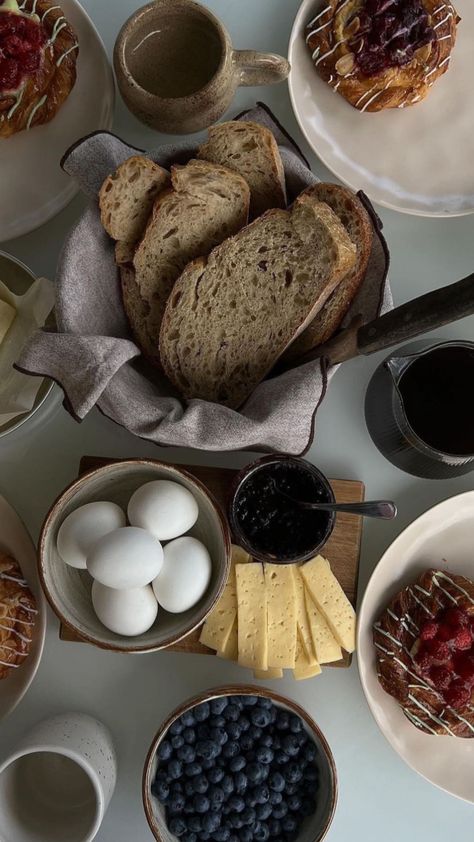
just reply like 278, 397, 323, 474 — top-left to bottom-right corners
268, 479, 397, 520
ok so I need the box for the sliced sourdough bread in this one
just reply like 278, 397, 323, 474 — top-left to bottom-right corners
160, 196, 356, 408
99, 156, 170, 248
125, 159, 250, 364
197, 121, 286, 218
284, 184, 373, 362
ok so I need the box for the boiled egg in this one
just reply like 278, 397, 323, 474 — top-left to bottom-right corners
57, 501, 126, 569
87, 526, 163, 589
92, 580, 158, 636
127, 480, 199, 541
152, 536, 211, 613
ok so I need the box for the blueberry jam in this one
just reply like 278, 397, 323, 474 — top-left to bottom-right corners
152, 695, 320, 842
0, 9, 46, 93
350, 0, 435, 77
233, 460, 333, 561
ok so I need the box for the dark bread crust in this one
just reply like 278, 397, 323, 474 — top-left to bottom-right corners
0, 553, 36, 680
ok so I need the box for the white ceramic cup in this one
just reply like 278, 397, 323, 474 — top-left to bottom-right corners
0, 712, 117, 842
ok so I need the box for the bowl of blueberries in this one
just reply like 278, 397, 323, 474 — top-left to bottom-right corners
143, 685, 337, 842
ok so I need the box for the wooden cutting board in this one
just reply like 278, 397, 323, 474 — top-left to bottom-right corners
59, 457, 365, 667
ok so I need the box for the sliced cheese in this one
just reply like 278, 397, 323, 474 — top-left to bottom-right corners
236, 562, 268, 670
305, 591, 343, 663
301, 555, 356, 653
253, 668, 283, 680
199, 545, 250, 652
217, 616, 238, 661
0, 298, 15, 345
294, 569, 317, 665
264, 563, 297, 669
293, 629, 322, 680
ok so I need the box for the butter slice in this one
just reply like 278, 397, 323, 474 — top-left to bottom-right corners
301, 556, 356, 653
293, 629, 321, 680
265, 564, 297, 669
236, 562, 268, 670
217, 616, 238, 661
253, 668, 283, 680
0, 298, 15, 345
294, 569, 317, 664
200, 545, 250, 652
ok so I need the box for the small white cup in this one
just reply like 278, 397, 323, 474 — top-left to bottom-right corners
0, 712, 117, 842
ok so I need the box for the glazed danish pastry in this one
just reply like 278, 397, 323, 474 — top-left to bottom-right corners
0, 552, 37, 680
0, 0, 79, 138
305, 0, 460, 112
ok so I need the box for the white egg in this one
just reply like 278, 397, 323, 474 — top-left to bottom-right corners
127, 480, 199, 541
87, 526, 163, 589
57, 502, 126, 569
152, 536, 212, 613
92, 580, 158, 636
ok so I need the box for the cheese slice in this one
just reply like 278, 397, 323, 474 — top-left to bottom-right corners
294, 569, 317, 664
301, 555, 356, 653
293, 629, 322, 680
217, 616, 238, 661
264, 563, 297, 669
0, 298, 15, 345
199, 545, 250, 652
305, 591, 343, 663
253, 668, 283, 680
236, 562, 268, 670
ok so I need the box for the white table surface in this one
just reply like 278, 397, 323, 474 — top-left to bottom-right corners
1, 1, 474, 840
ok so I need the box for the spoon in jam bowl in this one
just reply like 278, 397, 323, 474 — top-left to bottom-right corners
267, 479, 397, 520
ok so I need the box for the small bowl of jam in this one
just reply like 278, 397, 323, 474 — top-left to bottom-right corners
229, 455, 336, 564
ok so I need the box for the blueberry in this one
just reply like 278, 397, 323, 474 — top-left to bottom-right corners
221, 776, 234, 796
197, 724, 211, 740
241, 807, 256, 826
285, 782, 298, 796
184, 781, 195, 797
229, 756, 246, 773
227, 722, 242, 741
282, 735, 299, 758
271, 800, 288, 820
192, 775, 209, 795
178, 745, 196, 764
229, 812, 244, 829
300, 797, 317, 817
289, 714, 303, 734
168, 816, 187, 837
268, 706, 277, 724
195, 703, 210, 722
181, 711, 196, 728
210, 728, 228, 747
246, 763, 264, 785
249, 726, 262, 741
196, 741, 220, 761
193, 795, 210, 813
168, 760, 183, 780
268, 790, 282, 806
224, 704, 241, 722
257, 697, 273, 709
184, 803, 195, 815
256, 747, 274, 765
185, 763, 202, 778
246, 792, 257, 808
211, 697, 229, 715
253, 785, 270, 804
201, 758, 215, 770
169, 793, 186, 814
260, 760, 271, 780
238, 716, 250, 732
183, 728, 197, 745
221, 741, 239, 759
256, 803, 272, 822
157, 740, 173, 761
151, 779, 169, 802
188, 816, 202, 833
170, 781, 184, 795
287, 794, 302, 812
208, 767, 225, 784
284, 763, 303, 785
253, 822, 270, 841
213, 830, 230, 841
303, 742, 317, 763
241, 696, 259, 706
210, 715, 226, 729
240, 734, 253, 752
274, 751, 290, 766
304, 764, 319, 782
171, 734, 185, 750
169, 720, 184, 736
250, 709, 272, 728
228, 795, 245, 813
200, 834, 211, 842
202, 812, 221, 833
259, 733, 273, 748
182, 834, 197, 842
268, 819, 281, 838
276, 712, 290, 731
268, 772, 285, 793
209, 785, 225, 805
234, 771, 248, 794
282, 814, 298, 834
239, 828, 253, 842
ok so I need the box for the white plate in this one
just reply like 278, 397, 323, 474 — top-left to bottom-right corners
0, 495, 46, 720
358, 491, 474, 803
0, 0, 114, 242
288, 0, 474, 216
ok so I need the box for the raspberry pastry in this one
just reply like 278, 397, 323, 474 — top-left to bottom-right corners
305, 0, 460, 112
0, 0, 78, 138
374, 569, 474, 738
0, 551, 37, 680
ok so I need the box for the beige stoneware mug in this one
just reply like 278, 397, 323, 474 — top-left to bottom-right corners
114, 0, 290, 134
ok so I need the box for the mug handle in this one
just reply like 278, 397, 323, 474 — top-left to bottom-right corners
232, 50, 290, 86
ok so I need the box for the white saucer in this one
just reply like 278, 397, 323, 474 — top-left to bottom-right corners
288, 0, 474, 216
0, 0, 114, 242
0, 495, 46, 720
358, 491, 474, 803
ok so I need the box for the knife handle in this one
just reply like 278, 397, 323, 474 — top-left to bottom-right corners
357, 273, 474, 356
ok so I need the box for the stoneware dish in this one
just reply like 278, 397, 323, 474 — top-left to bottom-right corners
143, 685, 338, 842
114, 0, 290, 134
38, 459, 231, 652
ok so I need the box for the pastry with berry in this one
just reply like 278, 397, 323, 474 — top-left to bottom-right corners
0, 551, 37, 680
0, 0, 78, 138
374, 568, 474, 737
305, 0, 460, 112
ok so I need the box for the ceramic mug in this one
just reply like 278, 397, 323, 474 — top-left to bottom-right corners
114, 0, 290, 134
0, 712, 117, 842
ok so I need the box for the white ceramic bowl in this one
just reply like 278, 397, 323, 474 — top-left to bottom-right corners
39, 460, 231, 653
143, 685, 337, 842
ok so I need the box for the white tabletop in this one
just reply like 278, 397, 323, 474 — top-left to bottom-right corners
1, 1, 474, 840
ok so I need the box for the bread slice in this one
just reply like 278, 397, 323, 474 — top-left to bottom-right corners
127, 159, 250, 364
99, 156, 170, 245
197, 121, 286, 219
284, 184, 373, 362
160, 196, 356, 408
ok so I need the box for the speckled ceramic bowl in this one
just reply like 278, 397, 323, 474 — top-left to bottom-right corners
39, 459, 231, 653
143, 685, 337, 842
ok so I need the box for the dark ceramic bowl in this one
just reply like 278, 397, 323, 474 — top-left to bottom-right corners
229, 455, 336, 564
143, 685, 338, 842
